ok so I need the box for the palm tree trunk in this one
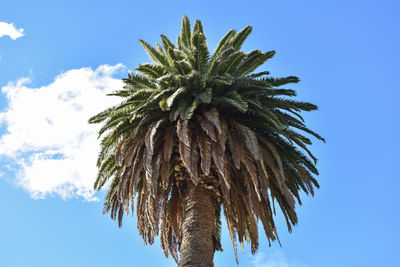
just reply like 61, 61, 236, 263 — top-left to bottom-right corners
178, 181, 216, 267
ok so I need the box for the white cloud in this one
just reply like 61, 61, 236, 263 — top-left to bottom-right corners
0, 64, 125, 201
252, 251, 309, 267
0, 22, 25, 40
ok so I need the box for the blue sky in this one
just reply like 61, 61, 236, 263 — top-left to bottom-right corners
1, 1, 399, 266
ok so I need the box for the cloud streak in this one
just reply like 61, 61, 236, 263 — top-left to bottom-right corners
0, 22, 25, 40
252, 251, 309, 267
0, 64, 125, 201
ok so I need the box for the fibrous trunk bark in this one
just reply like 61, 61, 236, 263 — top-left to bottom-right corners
178, 181, 216, 267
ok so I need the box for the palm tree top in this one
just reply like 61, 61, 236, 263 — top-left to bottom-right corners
89, 15, 324, 264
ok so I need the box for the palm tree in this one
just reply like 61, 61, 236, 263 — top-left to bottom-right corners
89, 15, 324, 266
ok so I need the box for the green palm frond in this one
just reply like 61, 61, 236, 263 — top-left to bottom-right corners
235, 50, 276, 77
139, 39, 169, 67
212, 29, 236, 60
160, 34, 175, 51
231, 25, 252, 50
136, 63, 167, 78
179, 15, 191, 49
191, 31, 210, 73
123, 72, 156, 89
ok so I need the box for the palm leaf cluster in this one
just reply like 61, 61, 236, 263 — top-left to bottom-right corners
89, 15, 324, 263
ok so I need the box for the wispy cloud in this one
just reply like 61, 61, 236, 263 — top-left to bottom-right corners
0, 22, 25, 40
0, 64, 125, 201
252, 251, 309, 267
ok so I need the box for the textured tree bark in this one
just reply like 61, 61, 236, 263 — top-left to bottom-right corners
178, 181, 216, 267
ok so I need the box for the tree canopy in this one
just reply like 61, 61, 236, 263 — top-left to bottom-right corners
89, 15, 324, 263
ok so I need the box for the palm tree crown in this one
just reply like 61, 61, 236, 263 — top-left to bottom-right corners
89, 15, 324, 263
